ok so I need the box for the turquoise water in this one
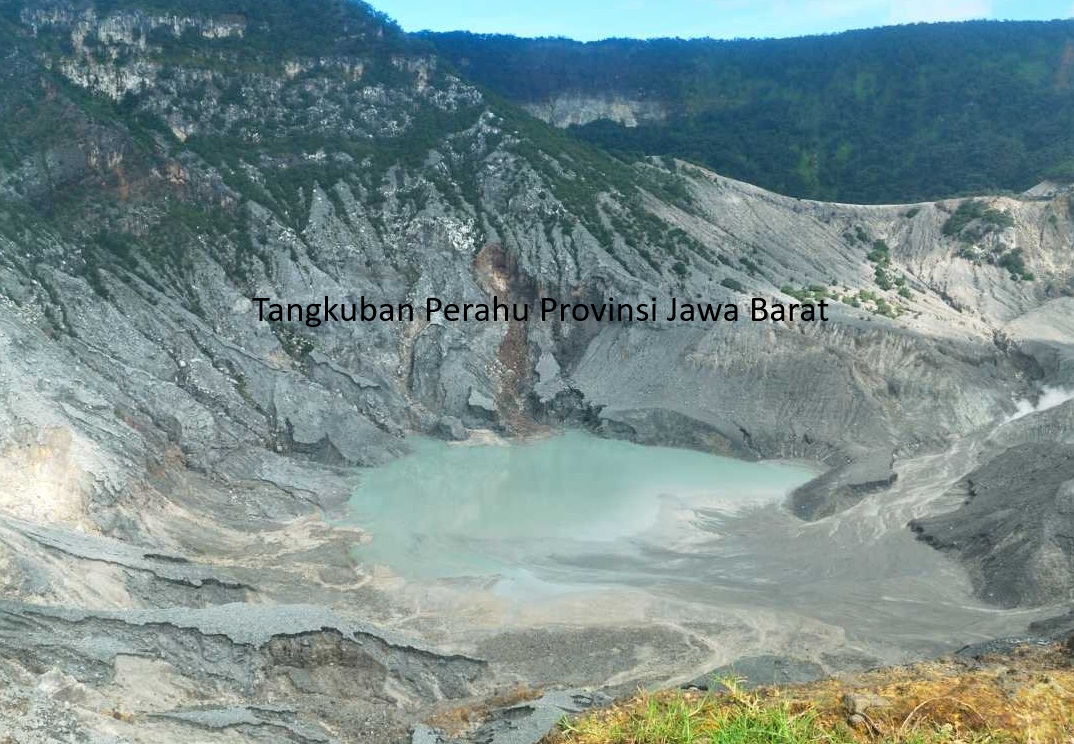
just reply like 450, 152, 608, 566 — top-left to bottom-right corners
342, 431, 1045, 659
344, 431, 814, 581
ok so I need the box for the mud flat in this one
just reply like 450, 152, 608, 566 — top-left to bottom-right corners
337, 432, 1055, 694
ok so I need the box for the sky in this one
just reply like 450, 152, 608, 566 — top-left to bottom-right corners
371, 0, 1074, 41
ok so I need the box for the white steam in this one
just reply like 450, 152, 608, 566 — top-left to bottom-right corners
1008, 386, 1074, 422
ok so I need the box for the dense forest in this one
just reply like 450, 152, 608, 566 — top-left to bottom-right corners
424, 21, 1074, 203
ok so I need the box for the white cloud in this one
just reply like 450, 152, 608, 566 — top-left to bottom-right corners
807, 0, 892, 19
755, 0, 882, 25
888, 0, 993, 24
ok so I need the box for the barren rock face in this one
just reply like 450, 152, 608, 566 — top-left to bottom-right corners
522, 95, 667, 128
911, 443, 1074, 607
0, 1, 1073, 742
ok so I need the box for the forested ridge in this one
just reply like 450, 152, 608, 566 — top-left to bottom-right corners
425, 21, 1074, 203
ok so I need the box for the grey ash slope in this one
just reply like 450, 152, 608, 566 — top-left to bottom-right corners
910, 443, 1074, 608
0, 0, 1073, 741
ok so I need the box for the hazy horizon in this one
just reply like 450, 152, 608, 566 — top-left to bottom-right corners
373, 0, 1074, 42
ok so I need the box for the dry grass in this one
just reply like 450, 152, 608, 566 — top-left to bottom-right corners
545, 642, 1074, 744
426, 684, 545, 736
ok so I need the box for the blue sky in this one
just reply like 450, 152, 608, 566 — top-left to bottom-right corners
372, 0, 1074, 41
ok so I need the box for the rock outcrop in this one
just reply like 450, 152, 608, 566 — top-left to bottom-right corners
910, 443, 1074, 607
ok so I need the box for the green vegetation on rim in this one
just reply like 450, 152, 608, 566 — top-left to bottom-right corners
552, 680, 1010, 744
427, 21, 1074, 204
548, 642, 1074, 744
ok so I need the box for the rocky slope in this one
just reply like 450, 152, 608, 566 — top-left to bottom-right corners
0, 1, 1074, 741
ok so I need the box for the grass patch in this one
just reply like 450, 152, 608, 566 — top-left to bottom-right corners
551, 683, 1009, 744
780, 284, 831, 303
558, 683, 836, 744
547, 642, 1074, 744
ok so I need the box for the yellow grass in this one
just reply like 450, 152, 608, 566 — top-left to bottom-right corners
544, 643, 1074, 744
